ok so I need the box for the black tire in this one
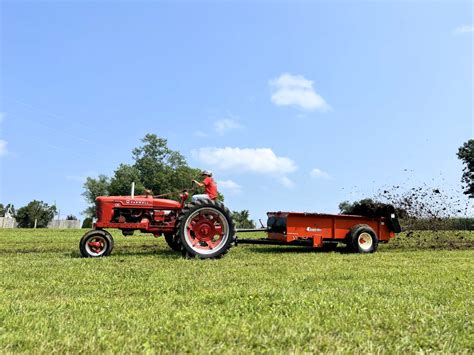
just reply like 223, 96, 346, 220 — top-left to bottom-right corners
79, 230, 114, 258
348, 224, 378, 253
176, 200, 235, 259
164, 233, 181, 252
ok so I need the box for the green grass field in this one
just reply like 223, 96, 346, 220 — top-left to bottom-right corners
1, 229, 473, 353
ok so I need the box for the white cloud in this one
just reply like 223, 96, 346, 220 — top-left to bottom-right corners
279, 176, 295, 189
310, 168, 330, 179
192, 147, 297, 188
192, 147, 297, 174
454, 25, 474, 34
214, 118, 241, 135
0, 140, 7, 156
217, 179, 242, 194
269, 73, 330, 111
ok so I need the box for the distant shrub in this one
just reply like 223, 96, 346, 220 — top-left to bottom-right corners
82, 217, 92, 229
401, 217, 474, 231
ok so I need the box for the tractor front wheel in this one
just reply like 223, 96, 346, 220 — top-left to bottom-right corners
176, 200, 235, 259
79, 230, 114, 258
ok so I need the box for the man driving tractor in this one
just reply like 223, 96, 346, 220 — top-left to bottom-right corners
192, 170, 218, 201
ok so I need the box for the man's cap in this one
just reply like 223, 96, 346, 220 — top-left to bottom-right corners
201, 170, 213, 176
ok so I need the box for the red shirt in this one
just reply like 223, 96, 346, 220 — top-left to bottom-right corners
203, 176, 218, 200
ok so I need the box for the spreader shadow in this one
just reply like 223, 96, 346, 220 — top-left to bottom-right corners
242, 245, 353, 254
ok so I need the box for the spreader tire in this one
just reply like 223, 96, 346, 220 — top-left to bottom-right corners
176, 200, 235, 259
164, 233, 181, 252
348, 224, 378, 253
79, 230, 114, 258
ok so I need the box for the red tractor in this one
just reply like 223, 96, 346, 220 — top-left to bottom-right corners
80, 189, 401, 258
79, 190, 235, 259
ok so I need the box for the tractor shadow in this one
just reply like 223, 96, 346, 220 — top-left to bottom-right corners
69, 244, 180, 258
113, 245, 179, 257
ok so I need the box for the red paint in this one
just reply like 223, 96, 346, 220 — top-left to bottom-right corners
94, 194, 187, 236
185, 210, 224, 251
267, 211, 397, 247
87, 240, 104, 254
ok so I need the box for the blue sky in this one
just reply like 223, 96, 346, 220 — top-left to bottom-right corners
0, 0, 472, 221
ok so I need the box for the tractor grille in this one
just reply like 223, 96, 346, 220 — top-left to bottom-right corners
96, 205, 102, 220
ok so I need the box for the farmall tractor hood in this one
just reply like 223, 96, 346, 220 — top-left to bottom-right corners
96, 196, 182, 209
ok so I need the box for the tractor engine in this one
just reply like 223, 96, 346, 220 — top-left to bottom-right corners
112, 207, 152, 224
94, 195, 184, 236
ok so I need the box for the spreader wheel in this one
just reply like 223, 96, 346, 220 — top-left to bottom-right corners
79, 230, 114, 258
348, 224, 378, 253
176, 200, 235, 259
164, 233, 181, 252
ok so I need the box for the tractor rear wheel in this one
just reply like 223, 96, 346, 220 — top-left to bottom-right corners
79, 230, 114, 257
348, 224, 378, 253
164, 233, 181, 252
176, 200, 235, 259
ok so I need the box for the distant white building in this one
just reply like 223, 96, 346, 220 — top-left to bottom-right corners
47, 220, 81, 229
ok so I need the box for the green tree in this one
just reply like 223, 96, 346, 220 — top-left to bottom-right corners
132, 134, 200, 195
82, 217, 92, 229
82, 134, 207, 217
16, 200, 57, 228
457, 139, 474, 198
66, 214, 77, 220
82, 175, 110, 217
231, 210, 255, 229
338, 201, 353, 214
339, 198, 407, 218
109, 164, 145, 196
0, 203, 16, 217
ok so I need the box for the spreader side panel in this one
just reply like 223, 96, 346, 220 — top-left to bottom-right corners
284, 213, 393, 242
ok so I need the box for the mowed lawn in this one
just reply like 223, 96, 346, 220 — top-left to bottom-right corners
1, 229, 473, 353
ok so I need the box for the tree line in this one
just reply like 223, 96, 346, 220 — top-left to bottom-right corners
0, 201, 78, 228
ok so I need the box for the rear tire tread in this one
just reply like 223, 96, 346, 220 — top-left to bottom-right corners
176, 199, 235, 259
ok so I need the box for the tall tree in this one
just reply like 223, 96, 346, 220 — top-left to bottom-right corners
82, 175, 110, 217
82, 134, 205, 217
108, 164, 145, 196
132, 134, 200, 195
16, 200, 57, 228
457, 139, 474, 198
